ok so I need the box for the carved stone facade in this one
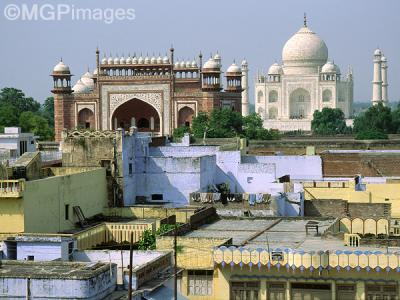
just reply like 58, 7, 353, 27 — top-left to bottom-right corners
52, 50, 243, 141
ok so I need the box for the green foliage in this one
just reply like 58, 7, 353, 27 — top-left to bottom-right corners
190, 109, 280, 140
391, 103, 400, 133
41, 97, 54, 127
137, 229, 156, 250
0, 88, 54, 140
207, 109, 243, 138
191, 112, 209, 138
137, 224, 180, 250
243, 113, 280, 140
353, 102, 394, 134
355, 130, 388, 140
19, 111, 54, 140
173, 125, 190, 139
311, 108, 349, 135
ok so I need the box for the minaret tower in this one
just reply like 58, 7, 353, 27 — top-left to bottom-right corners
241, 59, 249, 116
51, 59, 73, 142
381, 55, 388, 104
372, 48, 382, 105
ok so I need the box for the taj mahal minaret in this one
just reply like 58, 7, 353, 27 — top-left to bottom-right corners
371, 48, 389, 106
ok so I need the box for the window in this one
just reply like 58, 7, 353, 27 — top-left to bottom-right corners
188, 270, 213, 296
231, 281, 260, 300
65, 204, 70, 220
366, 284, 397, 299
298, 95, 305, 102
269, 90, 278, 103
151, 194, 163, 201
257, 91, 264, 103
128, 163, 133, 175
27, 255, 34, 261
19, 140, 27, 156
322, 90, 332, 102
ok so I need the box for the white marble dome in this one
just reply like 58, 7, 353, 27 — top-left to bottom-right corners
107, 56, 114, 65
101, 57, 107, 65
381, 56, 387, 62
162, 56, 169, 64
138, 56, 144, 64
203, 58, 219, 69
226, 63, 241, 73
374, 49, 382, 56
282, 26, 328, 67
126, 56, 132, 64
157, 56, 162, 64
119, 56, 126, 64
191, 60, 197, 68
268, 63, 283, 75
53, 61, 70, 73
81, 72, 94, 89
150, 56, 156, 64
113, 57, 120, 64
321, 61, 340, 74
72, 79, 91, 94
132, 56, 138, 64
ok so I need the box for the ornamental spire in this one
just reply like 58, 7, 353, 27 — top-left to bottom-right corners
304, 13, 307, 27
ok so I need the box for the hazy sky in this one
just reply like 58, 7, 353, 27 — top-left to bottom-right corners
0, 0, 399, 104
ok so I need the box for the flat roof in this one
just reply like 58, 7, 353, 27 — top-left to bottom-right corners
0, 261, 113, 279
185, 217, 390, 252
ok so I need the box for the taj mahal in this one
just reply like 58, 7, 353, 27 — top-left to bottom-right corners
255, 16, 354, 131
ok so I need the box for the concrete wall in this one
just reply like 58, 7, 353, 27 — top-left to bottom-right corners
135, 155, 216, 204
23, 168, 108, 233
242, 155, 322, 180
0, 263, 117, 299
0, 198, 24, 233
73, 250, 169, 287
304, 181, 400, 218
16, 242, 63, 261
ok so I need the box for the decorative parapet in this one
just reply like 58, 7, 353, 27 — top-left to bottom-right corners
213, 246, 400, 272
0, 180, 25, 198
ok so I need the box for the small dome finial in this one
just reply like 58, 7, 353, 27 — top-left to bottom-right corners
304, 13, 307, 27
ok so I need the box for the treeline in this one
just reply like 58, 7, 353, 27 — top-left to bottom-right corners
174, 109, 280, 140
312, 103, 400, 139
0, 88, 54, 140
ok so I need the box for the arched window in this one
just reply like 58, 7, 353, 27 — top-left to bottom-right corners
322, 90, 332, 102
269, 90, 278, 103
268, 107, 278, 119
257, 90, 264, 103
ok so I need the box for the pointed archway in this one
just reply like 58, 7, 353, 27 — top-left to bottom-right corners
111, 98, 161, 133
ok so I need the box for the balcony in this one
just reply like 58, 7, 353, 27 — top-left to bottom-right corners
0, 180, 24, 198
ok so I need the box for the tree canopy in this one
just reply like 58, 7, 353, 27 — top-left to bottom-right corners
352, 102, 400, 140
174, 108, 279, 140
0, 88, 54, 140
311, 108, 349, 135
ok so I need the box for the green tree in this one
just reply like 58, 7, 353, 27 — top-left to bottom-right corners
19, 111, 54, 140
173, 125, 190, 139
311, 108, 349, 135
0, 104, 19, 132
353, 102, 394, 134
191, 111, 209, 138
242, 113, 280, 140
41, 97, 54, 127
207, 108, 243, 138
0, 88, 40, 118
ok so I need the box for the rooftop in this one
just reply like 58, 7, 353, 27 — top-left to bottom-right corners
185, 217, 391, 253
0, 260, 113, 279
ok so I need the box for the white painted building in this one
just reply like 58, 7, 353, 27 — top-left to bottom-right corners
255, 16, 353, 131
0, 127, 37, 159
